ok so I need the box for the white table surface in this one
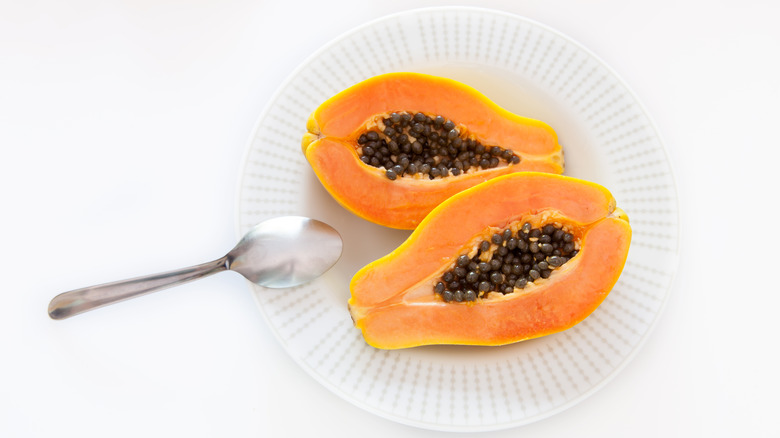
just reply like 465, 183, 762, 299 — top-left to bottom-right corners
3, 1, 779, 436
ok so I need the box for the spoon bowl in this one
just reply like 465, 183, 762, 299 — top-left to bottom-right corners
48, 216, 343, 320
228, 216, 343, 288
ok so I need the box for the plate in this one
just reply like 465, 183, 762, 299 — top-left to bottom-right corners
236, 7, 679, 431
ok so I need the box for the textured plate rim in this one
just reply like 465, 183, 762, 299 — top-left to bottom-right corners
234, 6, 681, 432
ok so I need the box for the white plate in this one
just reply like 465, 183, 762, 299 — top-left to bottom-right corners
236, 7, 679, 431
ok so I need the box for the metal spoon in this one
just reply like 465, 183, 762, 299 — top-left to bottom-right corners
48, 216, 343, 320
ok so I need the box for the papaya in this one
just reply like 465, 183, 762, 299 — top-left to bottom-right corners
348, 172, 631, 349
302, 72, 564, 229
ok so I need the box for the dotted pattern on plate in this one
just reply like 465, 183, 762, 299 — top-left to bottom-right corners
237, 7, 679, 432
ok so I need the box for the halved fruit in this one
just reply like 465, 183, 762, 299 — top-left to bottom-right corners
348, 172, 631, 349
303, 72, 564, 229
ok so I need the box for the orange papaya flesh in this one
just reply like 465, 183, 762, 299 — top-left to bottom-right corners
303, 72, 564, 229
348, 172, 631, 349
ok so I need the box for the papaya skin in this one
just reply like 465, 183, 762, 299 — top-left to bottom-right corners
348, 173, 631, 349
303, 72, 564, 229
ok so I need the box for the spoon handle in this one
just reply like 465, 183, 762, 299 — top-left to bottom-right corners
48, 257, 228, 320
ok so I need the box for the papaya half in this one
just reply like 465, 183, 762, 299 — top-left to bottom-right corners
348, 172, 631, 349
302, 72, 564, 229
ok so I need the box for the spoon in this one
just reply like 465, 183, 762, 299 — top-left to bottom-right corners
48, 216, 343, 320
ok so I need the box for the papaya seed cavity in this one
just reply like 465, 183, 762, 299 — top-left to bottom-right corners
435, 221, 579, 303
357, 111, 520, 180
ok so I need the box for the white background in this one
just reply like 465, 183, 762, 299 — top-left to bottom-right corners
2, 0, 779, 436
